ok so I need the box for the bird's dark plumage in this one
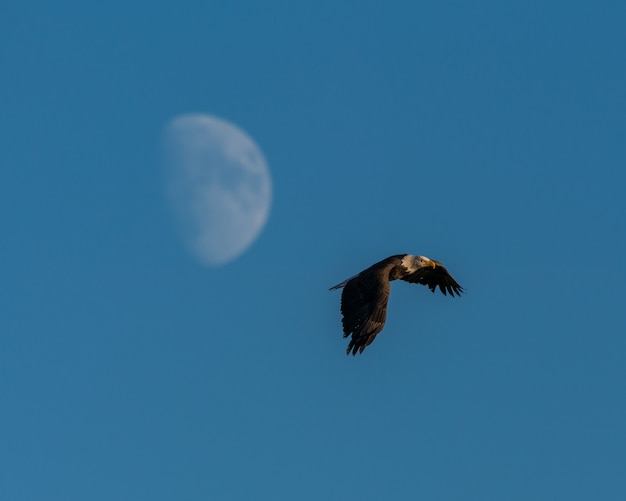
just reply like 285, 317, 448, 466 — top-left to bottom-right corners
329, 254, 463, 355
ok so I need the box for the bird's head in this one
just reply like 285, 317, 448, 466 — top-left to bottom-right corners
416, 255, 437, 269
402, 254, 437, 273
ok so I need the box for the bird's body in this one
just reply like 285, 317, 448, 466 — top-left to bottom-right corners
330, 254, 463, 355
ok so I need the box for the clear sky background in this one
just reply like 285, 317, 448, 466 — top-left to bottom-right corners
2, 1, 626, 500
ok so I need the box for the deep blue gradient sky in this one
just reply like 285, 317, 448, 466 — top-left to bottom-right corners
2, 1, 626, 500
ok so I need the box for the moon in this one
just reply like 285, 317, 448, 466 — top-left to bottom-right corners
162, 113, 272, 266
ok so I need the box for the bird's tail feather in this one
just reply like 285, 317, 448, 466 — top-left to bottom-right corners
329, 280, 347, 290
329, 273, 358, 291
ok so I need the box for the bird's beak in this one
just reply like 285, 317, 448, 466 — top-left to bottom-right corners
429, 260, 436, 269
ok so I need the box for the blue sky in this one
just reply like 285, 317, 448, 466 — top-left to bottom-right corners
2, 1, 626, 499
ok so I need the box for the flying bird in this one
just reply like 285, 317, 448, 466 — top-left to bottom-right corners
330, 254, 463, 355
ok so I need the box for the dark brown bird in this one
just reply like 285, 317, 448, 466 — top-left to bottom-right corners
330, 254, 463, 355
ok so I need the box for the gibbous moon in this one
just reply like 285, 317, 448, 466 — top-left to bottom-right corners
162, 114, 272, 266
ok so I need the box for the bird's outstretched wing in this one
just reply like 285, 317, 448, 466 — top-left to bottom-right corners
401, 260, 464, 297
340, 274, 391, 356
